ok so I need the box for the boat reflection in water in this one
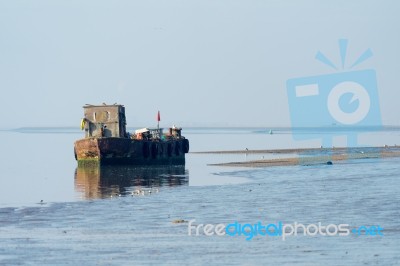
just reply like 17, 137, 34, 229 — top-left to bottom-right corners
74, 165, 188, 199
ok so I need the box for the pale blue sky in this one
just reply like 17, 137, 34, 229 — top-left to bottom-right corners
1, 0, 399, 128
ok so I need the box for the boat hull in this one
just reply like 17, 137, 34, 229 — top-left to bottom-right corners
74, 137, 188, 166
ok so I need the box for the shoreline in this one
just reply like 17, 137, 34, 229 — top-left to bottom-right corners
198, 146, 400, 168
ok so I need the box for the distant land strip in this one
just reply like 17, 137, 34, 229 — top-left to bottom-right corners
194, 146, 399, 155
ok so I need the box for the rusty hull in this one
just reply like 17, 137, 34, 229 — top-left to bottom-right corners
74, 137, 188, 165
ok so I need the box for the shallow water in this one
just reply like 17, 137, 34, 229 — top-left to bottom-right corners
0, 127, 399, 265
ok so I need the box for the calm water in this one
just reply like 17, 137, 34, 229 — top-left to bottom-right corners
0, 127, 399, 265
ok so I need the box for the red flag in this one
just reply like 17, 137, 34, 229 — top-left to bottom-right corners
157, 111, 161, 122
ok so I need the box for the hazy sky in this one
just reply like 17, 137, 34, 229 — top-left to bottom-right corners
1, 0, 399, 128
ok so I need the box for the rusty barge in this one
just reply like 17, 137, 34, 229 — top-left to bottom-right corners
74, 104, 189, 165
